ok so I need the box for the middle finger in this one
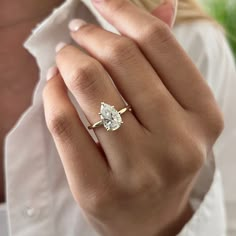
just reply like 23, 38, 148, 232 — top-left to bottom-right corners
68, 21, 181, 130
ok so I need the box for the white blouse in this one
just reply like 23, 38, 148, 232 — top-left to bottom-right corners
1, 0, 236, 235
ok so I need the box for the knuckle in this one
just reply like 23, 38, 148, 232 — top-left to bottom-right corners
69, 60, 101, 94
187, 141, 205, 173
128, 167, 160, 197
46, 109, 73, 138
105, 37, 137, 62
169, 136, 205, 176
140, 20, 173, 46
207, 108, 225, 140
88, 194, 109, 215
199, 102, 225, 143
181, 138, 205, 174
83, 189, 112, 217
134, 177, 158, 196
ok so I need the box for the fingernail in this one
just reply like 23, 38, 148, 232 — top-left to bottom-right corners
160, 0, 175, 5
160, 0, 177, 11
168, 0, 177, 26
46, 66, 58, 81
68, 18, 87, 32
55, 42, 67, 53
92, 0, 103, 3
160, 0, 177, 27
172, 0, 178, 26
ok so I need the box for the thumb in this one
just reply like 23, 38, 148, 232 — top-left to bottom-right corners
151, 0, 178, 28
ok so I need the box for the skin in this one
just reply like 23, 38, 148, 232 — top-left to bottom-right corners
0, 0, 170, 204
43, 0, 224, 236
0, 0, 224, 235
0, 0, 64, 202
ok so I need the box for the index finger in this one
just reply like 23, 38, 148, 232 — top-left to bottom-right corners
92, 0, 216, 112
43, 71, 110, 201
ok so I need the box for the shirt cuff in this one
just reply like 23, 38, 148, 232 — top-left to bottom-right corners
177, 169, 226, 236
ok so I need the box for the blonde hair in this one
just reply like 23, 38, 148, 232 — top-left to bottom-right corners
130, 0, 213, 25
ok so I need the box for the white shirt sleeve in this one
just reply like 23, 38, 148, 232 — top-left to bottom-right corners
3, 1, 235, 235
173, 21, 236, 236
0, 203, 8, 236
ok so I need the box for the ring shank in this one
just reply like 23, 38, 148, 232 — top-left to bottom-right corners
88, 120, 103, 129
118, 105, 132, 115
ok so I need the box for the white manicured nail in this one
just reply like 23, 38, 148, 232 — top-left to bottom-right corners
46, 66, 58, 81
55, 42, 67, 53
160, 0, 177, 27
68, 19, 87, 32
172, 0, 178, 27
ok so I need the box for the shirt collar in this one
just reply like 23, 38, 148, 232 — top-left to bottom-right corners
23, 0, 119, 70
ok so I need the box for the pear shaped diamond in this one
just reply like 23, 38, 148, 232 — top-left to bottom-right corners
100, 103, 122, 131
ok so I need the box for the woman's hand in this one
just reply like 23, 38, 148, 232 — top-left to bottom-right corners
43, 0, 224, 235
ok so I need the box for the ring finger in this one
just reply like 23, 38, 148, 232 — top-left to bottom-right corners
56, 44, 142, 170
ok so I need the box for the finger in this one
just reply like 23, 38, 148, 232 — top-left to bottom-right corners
43, 68, 109, 201
91, 0, 215, 112
55, 45, 142, 170
151, 0, 177, 27
68, 20, 179, 130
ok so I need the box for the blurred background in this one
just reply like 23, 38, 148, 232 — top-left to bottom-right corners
200, 0, 236, 58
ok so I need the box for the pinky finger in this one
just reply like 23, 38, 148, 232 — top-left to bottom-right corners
43, 68, 110, 203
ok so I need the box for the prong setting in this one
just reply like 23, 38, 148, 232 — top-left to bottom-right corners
88, 103, 131, 131
100, 102, 122, 131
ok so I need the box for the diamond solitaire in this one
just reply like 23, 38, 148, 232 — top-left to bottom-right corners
100, 103, 123, 131
88, 102, 132, 132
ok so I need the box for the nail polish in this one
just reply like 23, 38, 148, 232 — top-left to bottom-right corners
160, 0, 177, 27
68, 19, 87, 32
92, 0, 104, 3
172, 0, 178, 26
160, 0, 176, 5
46, 66, 58, 81
55, 42, 67, 53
